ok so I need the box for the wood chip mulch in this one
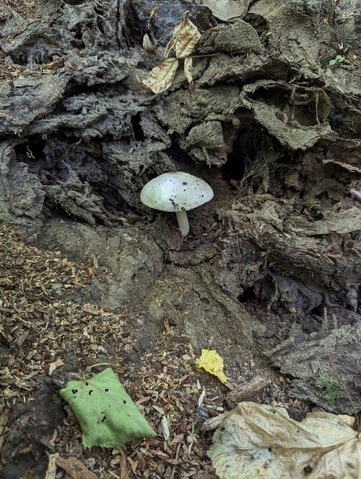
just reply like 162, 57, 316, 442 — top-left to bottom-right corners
0, 224, 221, 479
3, 0, 35, 17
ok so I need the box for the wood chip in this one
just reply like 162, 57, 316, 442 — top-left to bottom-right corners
56, 456, 98, 479
226, 375, 272, 408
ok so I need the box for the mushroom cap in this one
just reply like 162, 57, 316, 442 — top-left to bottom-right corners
140, 172, 214, 212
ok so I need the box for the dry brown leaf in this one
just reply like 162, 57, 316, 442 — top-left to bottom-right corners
184, 57, 194, 86
48, 358, 64, 375
142, 33, 155, 53
142, 13, 201, 93
141, 58, 179, 94
164, 12, 201, 59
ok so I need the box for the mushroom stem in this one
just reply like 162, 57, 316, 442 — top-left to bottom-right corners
176, 210, 190, 237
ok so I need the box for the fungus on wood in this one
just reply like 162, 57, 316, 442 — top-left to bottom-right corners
140, 172, 214, 237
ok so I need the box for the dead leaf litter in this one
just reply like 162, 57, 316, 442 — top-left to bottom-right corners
0, 224, 220, 478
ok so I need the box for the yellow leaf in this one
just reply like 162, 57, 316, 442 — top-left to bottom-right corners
164, 12, 201, 59
141, 58, 179, 94
195, 349, 228, 384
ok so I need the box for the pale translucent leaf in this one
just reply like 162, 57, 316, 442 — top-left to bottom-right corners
310, 438, 361, 478
208, 402, 358, 479
201, 0, 248, 21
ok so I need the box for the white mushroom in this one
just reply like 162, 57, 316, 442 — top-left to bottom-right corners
140, 171, 214, 237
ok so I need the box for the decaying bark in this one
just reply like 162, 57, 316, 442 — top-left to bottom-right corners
0, 0, 361, 413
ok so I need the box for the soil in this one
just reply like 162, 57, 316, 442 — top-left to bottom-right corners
1, 1, 361, 478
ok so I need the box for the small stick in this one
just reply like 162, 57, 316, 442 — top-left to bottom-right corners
170, 442, 181, 479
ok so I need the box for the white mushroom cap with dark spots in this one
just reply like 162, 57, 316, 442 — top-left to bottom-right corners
140, 171, 214, 212
140, 172, 214, 237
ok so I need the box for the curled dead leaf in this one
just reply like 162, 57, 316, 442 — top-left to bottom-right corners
141, 58, 179, 94
141, 13, 201, 94
184, 57, 194, 86
164, 12, 201, 59
142, 33, 155, 53
48, 358, 64, 376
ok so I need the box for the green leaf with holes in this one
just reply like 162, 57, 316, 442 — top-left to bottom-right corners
59, 367, 156, 448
